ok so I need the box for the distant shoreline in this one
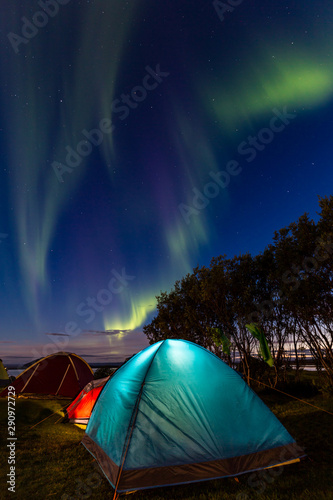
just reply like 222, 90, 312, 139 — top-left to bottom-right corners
5, 361, 123, 371
5, 360, 324, 379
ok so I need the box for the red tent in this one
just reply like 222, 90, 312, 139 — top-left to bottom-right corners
0, 352, 93, 398
66, 376, 109, 425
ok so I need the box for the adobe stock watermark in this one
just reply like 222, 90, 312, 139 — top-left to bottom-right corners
179, 106, 297, 224
236, 443, 305, 498
7, 386, 16, 494
0, 233, 8, 244
7, 0, 72, 54
61, 447, 117, 499
247, 235, 333, 324
52, 64, 170, 183
30, 267, 135, 360
213, 0, 245, 22
61, 462, 104, 499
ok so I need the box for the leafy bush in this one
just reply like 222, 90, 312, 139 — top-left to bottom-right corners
93, 367, 116, 379
276, 379, 319, 398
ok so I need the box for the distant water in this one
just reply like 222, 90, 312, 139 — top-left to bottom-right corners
4, 350, 322, 379
7, 369, 22, 378
6, 367, 110, 379
6, 365, 319, 379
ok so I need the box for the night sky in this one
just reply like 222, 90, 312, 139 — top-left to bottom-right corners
1, 0, 332, 366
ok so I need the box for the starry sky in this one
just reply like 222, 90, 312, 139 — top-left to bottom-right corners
0, 0, 332, 366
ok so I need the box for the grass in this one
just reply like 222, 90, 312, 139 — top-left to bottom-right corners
0, 376, 333, 500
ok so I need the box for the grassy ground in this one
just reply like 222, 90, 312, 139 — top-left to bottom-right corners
0, 377, 332, 500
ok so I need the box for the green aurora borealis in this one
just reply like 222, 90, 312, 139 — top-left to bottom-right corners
0, 0, 333, 363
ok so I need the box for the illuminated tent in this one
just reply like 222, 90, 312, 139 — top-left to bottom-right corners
82, 339, 305, 496
66, 376, 110, 426
0, 359, 9, 387
0, 352, 93, 398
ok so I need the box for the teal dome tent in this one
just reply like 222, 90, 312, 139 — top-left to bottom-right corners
82, 339, 304, 496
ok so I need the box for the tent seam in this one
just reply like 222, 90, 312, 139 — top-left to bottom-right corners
113, 340, 165, 497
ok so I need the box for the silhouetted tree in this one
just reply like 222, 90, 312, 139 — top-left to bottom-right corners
143, 196, 333, 387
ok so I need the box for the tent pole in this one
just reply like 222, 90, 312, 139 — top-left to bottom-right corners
112, 388, 143, 499
68, 356, 79, 381
21, 363, 40, 392
55, 363, 71, 395
112, 343, 165, 498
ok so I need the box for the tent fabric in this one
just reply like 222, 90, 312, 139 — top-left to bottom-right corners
0, 360, 9, 386
82, 339, 305, 493
0, 352, 93, 398
66, 377, 109, 425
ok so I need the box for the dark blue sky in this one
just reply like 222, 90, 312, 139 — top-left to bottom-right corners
0, 0, 332, 365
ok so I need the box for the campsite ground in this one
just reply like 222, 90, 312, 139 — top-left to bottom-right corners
0, 375, 332, 500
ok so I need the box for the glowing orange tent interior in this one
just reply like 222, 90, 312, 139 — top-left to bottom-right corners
66, 376, 110, 425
